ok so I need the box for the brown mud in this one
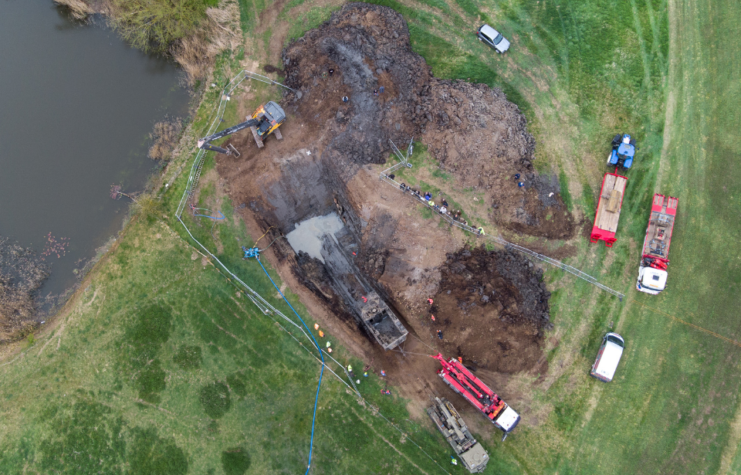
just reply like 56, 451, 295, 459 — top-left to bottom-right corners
427, 247, 550, 374
215, 3, 568, 420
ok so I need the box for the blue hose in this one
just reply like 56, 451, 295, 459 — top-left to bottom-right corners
256, 257, 324, 474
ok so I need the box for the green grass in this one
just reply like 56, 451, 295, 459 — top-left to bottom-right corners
286, 7, 337, 43
0, 210, 453, 473
3, 0, 741, 474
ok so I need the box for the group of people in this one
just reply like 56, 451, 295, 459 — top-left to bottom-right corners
393, 180, 485, 236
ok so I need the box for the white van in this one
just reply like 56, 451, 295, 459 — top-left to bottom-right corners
590, 333, 624, 382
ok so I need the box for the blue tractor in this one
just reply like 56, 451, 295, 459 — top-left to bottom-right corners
608, 134, 636, 169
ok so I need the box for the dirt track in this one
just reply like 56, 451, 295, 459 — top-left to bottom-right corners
214, 3, 571, 425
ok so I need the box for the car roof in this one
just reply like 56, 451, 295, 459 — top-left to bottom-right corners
480, 25, 499, 39
595, 339, 624, 380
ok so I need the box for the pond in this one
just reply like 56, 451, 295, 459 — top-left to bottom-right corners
0, 0, 191, 307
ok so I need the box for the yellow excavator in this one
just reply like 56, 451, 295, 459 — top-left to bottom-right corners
197, 101, 285, 155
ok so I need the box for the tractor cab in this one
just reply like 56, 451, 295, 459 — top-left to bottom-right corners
637, 264, 668, 294
608, 134, 636, 169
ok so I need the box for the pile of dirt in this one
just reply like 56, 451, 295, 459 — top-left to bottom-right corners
282, 3, 534, 172
277, 2, 571, 240
494, 173, 576, 239
427, 246, 549, 373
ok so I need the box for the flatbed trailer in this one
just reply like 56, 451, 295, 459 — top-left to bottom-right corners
590, 172, 628, 247
636, 194, 678, 294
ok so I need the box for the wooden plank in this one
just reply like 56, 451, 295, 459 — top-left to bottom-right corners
595, 175, 627, 232
606, 190, 621, 212
602, 174, 617, 198
614, 176, 627, 194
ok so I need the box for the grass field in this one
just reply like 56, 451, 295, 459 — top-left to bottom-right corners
2, 0, 741, 473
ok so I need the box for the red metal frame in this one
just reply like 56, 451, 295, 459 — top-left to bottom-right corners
431, 354, 505, 422
641, 194, 678, 268
590, 171, 628, 247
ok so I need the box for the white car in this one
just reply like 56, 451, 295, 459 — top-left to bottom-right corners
590, 333, 625, 382
477, 24, 511, 53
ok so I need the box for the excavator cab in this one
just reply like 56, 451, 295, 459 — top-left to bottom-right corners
255, 101, 286, 137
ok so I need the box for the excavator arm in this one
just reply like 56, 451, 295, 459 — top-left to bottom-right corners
197, 117, 261, 154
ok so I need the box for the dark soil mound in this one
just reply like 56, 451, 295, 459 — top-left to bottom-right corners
428, 246, 549, 373
282, 3, 534, 172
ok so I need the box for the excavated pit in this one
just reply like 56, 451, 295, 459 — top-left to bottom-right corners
215, 3, 566, 410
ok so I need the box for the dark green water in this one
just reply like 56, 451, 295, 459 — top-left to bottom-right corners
0, 1, 190, 305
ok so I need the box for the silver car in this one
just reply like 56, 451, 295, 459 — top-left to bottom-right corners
477, 24, 510, 53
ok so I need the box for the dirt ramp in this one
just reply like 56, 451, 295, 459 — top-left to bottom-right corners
429, 246, 548, 373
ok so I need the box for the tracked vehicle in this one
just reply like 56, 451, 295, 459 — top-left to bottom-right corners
428, 397, 489, 473
197, 101, 285, 154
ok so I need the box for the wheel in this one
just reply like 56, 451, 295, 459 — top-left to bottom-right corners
611, 134, 622, 147
629, 137, 636, 146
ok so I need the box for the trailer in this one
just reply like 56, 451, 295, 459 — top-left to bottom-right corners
590, 172, 628, 247
428, 397, 489, 473
431, 354, 520, 440
636, 194, 678, 295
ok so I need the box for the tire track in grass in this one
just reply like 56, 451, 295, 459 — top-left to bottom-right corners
630, 0, 656, 107
719, 400, 741, 474
349, 407, 435, 475
644, 0, 668, 83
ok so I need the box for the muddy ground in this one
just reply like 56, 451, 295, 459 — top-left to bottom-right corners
214, 3, 571, 427
428, 247, 549, 373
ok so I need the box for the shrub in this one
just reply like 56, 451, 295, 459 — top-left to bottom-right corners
109, 0, 209, 53
199, 381, 231, 419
